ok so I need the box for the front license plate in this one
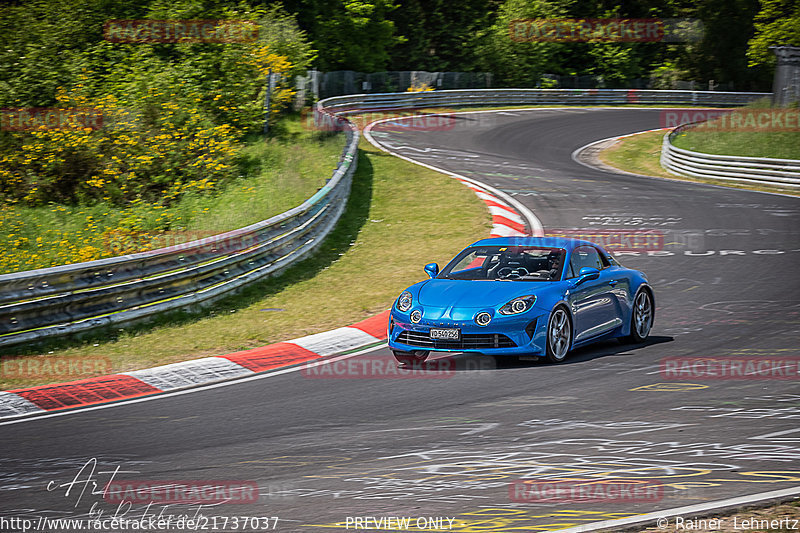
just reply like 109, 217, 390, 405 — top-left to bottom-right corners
430, 328, 461, 340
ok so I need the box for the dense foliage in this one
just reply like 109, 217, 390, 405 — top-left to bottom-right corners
280, 0, 796, 90
0, 0, 312, 207
747, 0, 800, 67
0, 0, 796, 209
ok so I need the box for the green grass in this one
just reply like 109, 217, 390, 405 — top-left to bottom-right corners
17, 102, 789, 389
670, 103, 800, 159
672, 129, 800, 159
599, 129, 800, 197
599, 130, 674, 179
1, 138, 490, 390
0, 115, 345, 272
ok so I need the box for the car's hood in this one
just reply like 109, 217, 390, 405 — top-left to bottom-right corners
417, 279, 545, 308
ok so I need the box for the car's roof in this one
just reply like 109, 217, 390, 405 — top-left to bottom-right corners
468, 236, 601, 251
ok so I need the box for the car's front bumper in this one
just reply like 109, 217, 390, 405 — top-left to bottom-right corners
388, 307, 549, 356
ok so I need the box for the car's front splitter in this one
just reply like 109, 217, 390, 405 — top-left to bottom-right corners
388, 311, 549, 357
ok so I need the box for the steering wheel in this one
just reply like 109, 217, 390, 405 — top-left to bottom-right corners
498, 266, 529, 279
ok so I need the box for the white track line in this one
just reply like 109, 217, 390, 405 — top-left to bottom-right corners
363, 106, 800, 531
363, 114, 544, 236
556, 485, 800, 532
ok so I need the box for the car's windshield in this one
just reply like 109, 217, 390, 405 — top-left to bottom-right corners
438, 246, 566, 281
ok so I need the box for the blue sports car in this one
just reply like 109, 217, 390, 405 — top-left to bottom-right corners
388, 237, 654, 364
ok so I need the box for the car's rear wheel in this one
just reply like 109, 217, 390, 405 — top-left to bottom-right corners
392, 349, 429, 365
545, 306, 572, 363
621, 289, 653, 343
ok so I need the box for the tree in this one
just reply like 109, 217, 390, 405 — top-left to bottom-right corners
0, 0, 315, 207
388, 0, 495, 71
688, 0, 766, 89
0, 0, 149, 107
747, 0, 800, 67
312, 0, 403, 71
474, 0, 569, 86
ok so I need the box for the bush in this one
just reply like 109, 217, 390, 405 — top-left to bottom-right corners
0, 87, 240, 206
0, 3, 313, 208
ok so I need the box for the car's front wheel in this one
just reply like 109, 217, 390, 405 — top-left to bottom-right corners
622, 289, 653, 343
392, 349, 429, 365
545, 306, 572, 363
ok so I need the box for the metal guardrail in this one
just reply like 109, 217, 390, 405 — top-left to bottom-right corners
0, 88, 774, 349
0, 103, 358, 348
660, 123, 800, 187
319, 88, 771, 114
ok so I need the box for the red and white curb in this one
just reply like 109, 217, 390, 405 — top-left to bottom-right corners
455, 178, 529, 237
363, 113, 544, 238
0, 112, 539, 421
0, 312, 389, 420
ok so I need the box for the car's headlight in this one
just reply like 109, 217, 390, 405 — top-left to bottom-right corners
498, 295, 536, 315
475, 311, 492, 326
397, 291, 413, 312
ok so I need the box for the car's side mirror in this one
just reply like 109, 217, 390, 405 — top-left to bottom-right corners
424, 263, 439, 279
574, 266, 600, 286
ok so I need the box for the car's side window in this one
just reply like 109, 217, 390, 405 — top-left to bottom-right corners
567, 246, 603, 278
596, 247, 611, 268
448, 250, 487, 279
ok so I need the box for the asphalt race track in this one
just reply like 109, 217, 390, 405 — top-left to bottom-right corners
2, 109, 799, 532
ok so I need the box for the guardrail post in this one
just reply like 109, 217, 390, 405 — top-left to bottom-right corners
771, 46, 800, 107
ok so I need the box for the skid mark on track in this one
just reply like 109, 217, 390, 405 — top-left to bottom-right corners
630, 383, 709, 392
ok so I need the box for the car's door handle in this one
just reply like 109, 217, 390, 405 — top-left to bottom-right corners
609, 280, 620, 286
